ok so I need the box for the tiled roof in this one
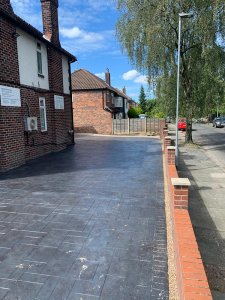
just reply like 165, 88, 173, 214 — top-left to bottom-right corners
71, 69, 110, 90
0, 9, 76, 62
71, 69, 133, 100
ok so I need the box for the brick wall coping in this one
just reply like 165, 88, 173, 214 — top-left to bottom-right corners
171, 178, 191, 186
167, 146, 175, 150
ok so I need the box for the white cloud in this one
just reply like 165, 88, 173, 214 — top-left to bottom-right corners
122, 70, 148, 84
122, 70, 140, 81
134, 75, 148, 84
60, 27, 82, 38
95, 72, 105, 80
60, 28, 115, 54
60, 26, 103, 43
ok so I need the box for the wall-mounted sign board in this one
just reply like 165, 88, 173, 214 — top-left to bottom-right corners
54, 95, 64, 110
0, 85, 21, 107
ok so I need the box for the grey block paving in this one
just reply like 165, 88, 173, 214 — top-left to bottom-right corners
0, 135, 168, 299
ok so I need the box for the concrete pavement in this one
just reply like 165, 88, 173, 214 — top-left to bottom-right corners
0, 135, 168, 300
192, 123, 225, 169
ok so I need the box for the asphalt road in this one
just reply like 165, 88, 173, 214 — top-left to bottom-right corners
192, 123, 225, 169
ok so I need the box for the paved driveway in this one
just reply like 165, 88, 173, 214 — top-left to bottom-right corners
0, 135, 168, 300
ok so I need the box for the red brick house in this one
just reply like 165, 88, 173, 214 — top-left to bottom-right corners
0, 0, 76, 172
128, 99, 139, 109
72, 69, 133, 134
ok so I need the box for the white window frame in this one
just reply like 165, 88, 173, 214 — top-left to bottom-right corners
37, 42, 43, 75
39, 97, 47, 132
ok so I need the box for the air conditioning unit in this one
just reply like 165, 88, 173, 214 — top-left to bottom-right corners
24, 117, 38, 132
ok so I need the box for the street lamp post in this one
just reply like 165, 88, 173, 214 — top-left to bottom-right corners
175, 12, 193, 166
216, 100, 219, 117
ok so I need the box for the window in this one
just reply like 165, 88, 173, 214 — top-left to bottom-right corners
114, 97, 123, 107
39, 97, 47, 132
37, 42, 43, 75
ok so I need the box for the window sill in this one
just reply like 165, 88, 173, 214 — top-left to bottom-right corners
41, 130, 48, 134
38, 73, 45, 78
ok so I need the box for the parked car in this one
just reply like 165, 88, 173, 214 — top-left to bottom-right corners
178, 118, 186, 130
213, 117, 225, 128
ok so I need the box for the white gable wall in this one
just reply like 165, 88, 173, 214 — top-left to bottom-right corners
16, 28, 49, 90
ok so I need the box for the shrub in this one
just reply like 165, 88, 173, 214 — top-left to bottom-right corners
128, 107, 143, 118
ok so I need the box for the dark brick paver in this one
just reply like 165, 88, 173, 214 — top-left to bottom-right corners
0, 135, 168, 299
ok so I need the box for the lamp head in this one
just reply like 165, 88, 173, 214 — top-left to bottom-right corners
179, 12, 193, 18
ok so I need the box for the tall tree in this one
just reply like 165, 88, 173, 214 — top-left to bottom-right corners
138, 85, 147, 112
116, 0, 225, 143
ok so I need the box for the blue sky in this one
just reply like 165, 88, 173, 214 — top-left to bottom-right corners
11, 0, 153, 101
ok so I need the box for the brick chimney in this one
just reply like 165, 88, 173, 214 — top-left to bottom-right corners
0, 0, 14, 14
41, 0, 60, 45
122, 86, 126, 95
105, 68, 111, 86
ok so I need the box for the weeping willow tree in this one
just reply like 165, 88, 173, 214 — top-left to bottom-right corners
116, 0, 225, 143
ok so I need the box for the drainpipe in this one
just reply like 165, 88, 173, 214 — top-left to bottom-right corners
69, 61, 75, 144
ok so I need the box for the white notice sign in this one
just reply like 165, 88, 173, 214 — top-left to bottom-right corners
54, 95, 64, 110
0, 85, 21, 107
